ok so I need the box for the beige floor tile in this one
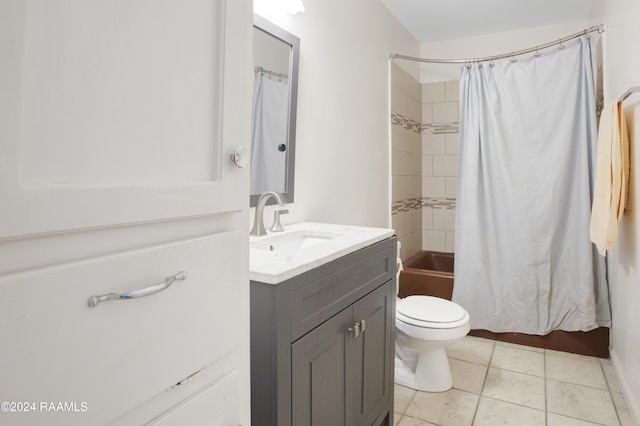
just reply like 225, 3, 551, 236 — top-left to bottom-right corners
547, 379, 618, 426
398, 415, 438, 425
450, 358, 487, 394
405, 388, 479, 426
394, 337, 629, 426
546, 353, 608, 390
546, 349, 601, 363
446, 336, 494, 366
546, 413, 603, 425
611, 392, 635, 426
482, 367, 545, 410
395, 384, 417, 414
394, 412, 403, 426
601, 358, 623, 394
490, 344, 545, 377
473, 396, 545, 425
495, 340, 544, 353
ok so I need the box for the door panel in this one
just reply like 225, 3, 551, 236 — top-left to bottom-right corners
149, 371, 241, 426
0, 232, 242, 425
0, 0, 249, 238
350, 284, 393, 426
292, 308, 351, 426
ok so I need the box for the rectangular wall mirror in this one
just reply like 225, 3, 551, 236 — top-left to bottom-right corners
251, 14, 300, 206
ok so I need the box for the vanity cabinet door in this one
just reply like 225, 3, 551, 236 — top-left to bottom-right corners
292, 308, 351, 425
348, 282, 394, 426
291, 280, 394, 426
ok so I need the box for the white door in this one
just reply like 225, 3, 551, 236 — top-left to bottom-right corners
0, 0, 250, 238
0, 1, 252, 425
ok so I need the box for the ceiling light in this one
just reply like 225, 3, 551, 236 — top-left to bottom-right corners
283, 0, 305, 15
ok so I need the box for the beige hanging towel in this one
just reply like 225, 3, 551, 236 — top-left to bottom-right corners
590, 102, 630, 256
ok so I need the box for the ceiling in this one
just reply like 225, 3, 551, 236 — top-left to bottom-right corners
379, 0, 596, 43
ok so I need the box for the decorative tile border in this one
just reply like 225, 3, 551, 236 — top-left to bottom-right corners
392, 197, 456, 215
422, 197, 456, 210
392, 197, 422, 215
391, 112, 421, 134
422, 122, 459, 134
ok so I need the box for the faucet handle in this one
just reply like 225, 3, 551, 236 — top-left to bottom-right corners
270, 209, 289, 232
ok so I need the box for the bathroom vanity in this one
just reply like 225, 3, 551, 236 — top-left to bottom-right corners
249, 223, 396, 426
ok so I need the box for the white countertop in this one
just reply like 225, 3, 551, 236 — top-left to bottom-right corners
249, 222, 395, 284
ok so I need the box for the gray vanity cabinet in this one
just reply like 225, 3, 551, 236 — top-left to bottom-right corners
251, 237, 396, 426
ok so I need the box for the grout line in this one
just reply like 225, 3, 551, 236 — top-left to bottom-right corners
544, 348, 548, 425
600, 359, 623, 426
470, 338, 495, 424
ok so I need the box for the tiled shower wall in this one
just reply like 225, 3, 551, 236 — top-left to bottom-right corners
421, 80, 459, 253
391, 67, 460, 258
391, 63, 422, 260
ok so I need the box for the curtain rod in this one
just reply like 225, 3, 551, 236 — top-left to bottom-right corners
618, 86, 640, 103
390, 24, 604, 65
254, 66, 288, 79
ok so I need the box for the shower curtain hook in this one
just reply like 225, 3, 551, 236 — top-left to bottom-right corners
559, 39, 565, 50
534, 47, 541, 58
489, 58, 495, 67
511, 56, 517, 63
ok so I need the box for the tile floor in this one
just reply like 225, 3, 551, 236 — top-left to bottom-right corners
393, 336, 635, 426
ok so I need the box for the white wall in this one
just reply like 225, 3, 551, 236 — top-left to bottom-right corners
590, 1, 640, 423
418, 20, 592, 83
251, 0, 419, 229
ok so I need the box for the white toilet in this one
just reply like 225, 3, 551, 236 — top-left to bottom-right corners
395, 249, 470, 392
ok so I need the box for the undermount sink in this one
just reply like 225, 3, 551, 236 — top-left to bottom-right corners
249, 222, 395, 284
250, 230, 344, 255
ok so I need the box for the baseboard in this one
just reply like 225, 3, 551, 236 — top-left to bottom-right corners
610, 349, 640, 425
468, 327, 610, 358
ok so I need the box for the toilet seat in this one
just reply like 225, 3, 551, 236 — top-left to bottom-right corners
397, 296, 469, 329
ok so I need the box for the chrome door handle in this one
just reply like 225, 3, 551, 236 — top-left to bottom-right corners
88, 271, 187, 308
360, 319, 366, 333
348, 321, 361, 338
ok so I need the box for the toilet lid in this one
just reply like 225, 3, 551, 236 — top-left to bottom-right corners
397, 296, 467, 325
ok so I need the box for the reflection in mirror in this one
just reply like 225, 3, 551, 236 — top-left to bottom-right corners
251, 15, 300, 207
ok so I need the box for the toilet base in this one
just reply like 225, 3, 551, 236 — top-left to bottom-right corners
394, 348, 453, 392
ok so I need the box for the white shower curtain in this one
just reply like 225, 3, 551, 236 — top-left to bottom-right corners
251, 72, 289, 195
453, 37, 610, 334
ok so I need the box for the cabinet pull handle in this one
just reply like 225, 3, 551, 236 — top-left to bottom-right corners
348, 322, 361, 338
88, 271, 187, 308
360, 319, 366, 333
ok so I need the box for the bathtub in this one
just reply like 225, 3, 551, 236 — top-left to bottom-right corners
398, 250, 454, 300
398, 250, 609, 358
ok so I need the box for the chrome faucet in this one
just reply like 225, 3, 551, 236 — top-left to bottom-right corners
250, 191, 287, 237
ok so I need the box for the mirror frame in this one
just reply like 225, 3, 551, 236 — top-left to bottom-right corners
250, 14, 300, 207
